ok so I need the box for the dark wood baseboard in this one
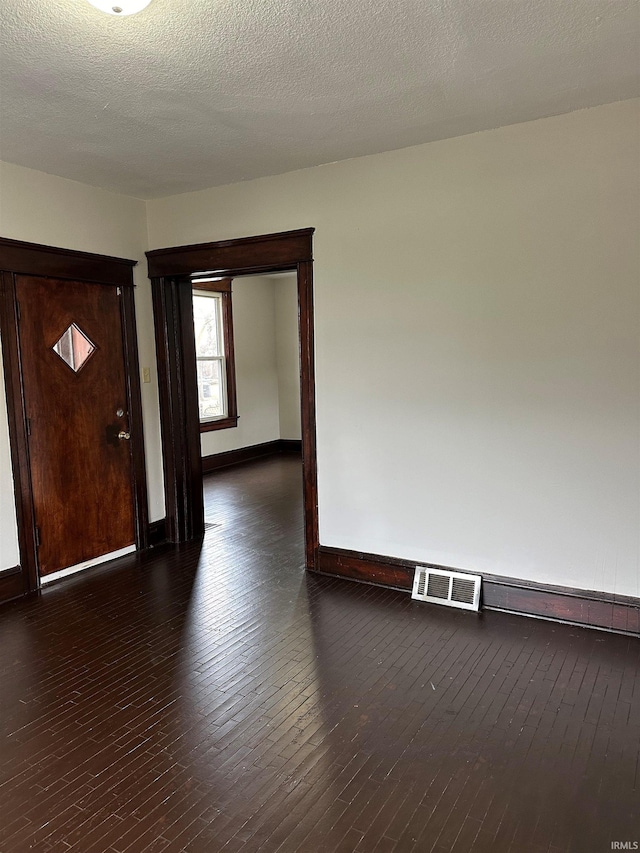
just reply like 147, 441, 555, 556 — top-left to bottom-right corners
0, 566, 27, 604
203, 439, 302, 473
147, 519, 168, 548
315, 546, 640, 635
278, 439, 302, 453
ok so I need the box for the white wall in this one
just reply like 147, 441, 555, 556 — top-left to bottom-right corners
148, 99, 640, 598
275, 276, 302, 441
0, 343, 18, 568
201, 276, 280, 455
0, 162, 164, 573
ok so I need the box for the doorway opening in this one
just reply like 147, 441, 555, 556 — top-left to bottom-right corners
193, 271, 304, 542
194, 272, 302, 466
146, 229, 318, 569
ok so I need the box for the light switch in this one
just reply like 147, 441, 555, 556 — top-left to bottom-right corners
142, 367, 151, 384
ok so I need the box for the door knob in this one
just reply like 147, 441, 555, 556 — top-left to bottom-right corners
118, 430, 131, 441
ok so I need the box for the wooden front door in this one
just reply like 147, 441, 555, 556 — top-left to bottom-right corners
16, 274, 136, 577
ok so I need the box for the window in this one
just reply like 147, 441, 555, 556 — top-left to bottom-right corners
192, 278, 238, 431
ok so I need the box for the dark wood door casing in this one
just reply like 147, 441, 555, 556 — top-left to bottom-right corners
147, 229, 319, 569
0, 237, 149, 600
151, 275, 204, 544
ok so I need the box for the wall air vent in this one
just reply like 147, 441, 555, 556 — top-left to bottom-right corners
412, 567, 481, 611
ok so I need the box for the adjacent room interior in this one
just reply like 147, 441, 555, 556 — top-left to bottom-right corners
194, 270, 304, 539
196, 273, 302, 469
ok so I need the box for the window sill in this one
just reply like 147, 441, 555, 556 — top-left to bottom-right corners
200, 416, 239, 433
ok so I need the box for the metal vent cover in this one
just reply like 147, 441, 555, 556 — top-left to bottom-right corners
412, 567, 481, 611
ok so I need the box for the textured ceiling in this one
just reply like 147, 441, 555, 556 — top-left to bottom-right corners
0, 0, 638, 198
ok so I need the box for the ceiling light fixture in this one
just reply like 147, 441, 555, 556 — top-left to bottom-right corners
86, 0, 152, 15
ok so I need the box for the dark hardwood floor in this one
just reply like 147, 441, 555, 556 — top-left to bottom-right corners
1, 455, 638, 852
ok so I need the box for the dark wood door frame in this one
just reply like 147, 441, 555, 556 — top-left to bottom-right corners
146, 228, 319, 569
0, 237, 149, 600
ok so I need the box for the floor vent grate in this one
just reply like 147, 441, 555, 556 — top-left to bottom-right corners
412, 567, 481, 611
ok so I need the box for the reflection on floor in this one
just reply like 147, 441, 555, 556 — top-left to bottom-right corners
0, 454, 638, 852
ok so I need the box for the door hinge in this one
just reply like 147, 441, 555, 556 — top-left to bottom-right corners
26, 417, 31, 437
16, 300, 21, 321
116, 287, 121, 296
35, 526, 41, 548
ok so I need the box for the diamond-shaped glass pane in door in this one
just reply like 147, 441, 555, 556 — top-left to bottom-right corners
52, 323, 96, 373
